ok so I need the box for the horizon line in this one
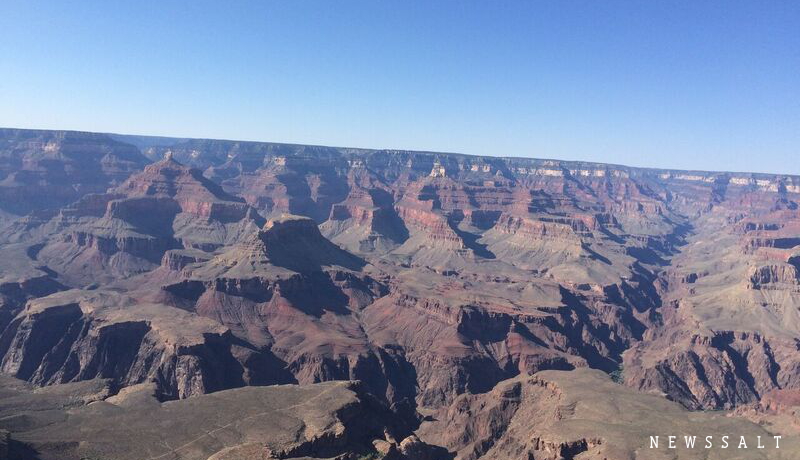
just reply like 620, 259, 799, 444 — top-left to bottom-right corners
1, 124, 796, 180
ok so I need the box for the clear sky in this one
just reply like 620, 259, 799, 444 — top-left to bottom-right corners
0, 1, 798, 174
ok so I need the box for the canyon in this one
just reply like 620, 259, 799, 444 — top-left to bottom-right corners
0, 127, 799, 459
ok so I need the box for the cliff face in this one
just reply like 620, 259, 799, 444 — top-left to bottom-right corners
0, 291, 296, 400
1, 128, 800, 457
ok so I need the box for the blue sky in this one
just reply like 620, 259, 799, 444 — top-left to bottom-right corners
0, 1, 797, 174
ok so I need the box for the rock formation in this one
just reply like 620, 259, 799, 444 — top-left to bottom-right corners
1, 128, 800, 457
0, 374, 444, 460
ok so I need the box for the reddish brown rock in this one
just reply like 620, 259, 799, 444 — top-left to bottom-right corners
2, 128, 800, 457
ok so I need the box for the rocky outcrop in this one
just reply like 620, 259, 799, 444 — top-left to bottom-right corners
418, 368, 796, 459
115, 155, 255, 222
748, 263, 800, 289
359, 280, 650, 409
0, 291, 294, 400
155, 217, 419, 412
26, 157, 265, 285
625, 327, 800, 410
0, 375, 445, 460
320, 175, 409, 254
160, 248, 211, 271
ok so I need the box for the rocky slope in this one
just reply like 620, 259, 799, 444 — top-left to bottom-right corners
0, 374, 445, 460
7, 154, 264, 286
417, 368, 799, 459
623, 194, 800, 410
0, 128, 799, 457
